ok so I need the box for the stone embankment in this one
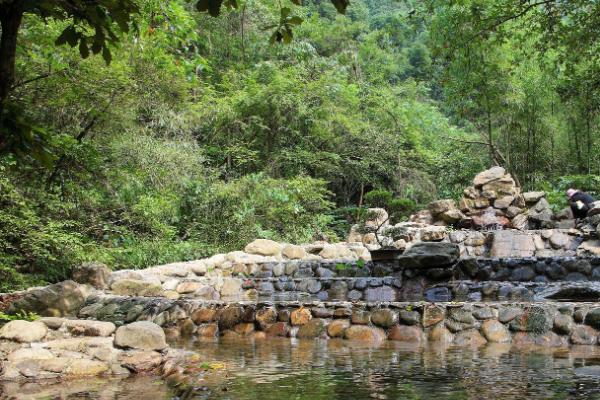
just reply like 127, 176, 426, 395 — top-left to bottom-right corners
0, 317, 195, 382
74, 296, 600, 347
3, 166, 600, 384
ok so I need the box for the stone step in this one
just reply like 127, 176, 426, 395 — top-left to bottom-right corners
77, 295, 600, 347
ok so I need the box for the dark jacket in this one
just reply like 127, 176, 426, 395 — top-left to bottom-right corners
569, 191, 596, 218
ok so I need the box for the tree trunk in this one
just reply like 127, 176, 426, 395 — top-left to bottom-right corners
0, 0, 24, 113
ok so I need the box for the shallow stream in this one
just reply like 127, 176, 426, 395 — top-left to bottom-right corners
5, 338, 600, 399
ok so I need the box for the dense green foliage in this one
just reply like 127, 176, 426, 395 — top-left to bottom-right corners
1, 0, 598, 288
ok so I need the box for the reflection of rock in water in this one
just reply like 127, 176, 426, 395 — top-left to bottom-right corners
0, 376, 173, 400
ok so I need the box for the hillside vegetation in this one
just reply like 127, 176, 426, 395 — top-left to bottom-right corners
0, 0, 598, 289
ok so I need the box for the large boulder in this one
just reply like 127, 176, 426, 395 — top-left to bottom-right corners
427, 200, 456, 216
489, 231, 535, 258
9, 281, 89, 317
396, 242, 460, 269
244, 239, 282, 256
71, 262, 111, 289
114, 321, 167, 351
0, 320, 48, 343
473, 166, 506, 188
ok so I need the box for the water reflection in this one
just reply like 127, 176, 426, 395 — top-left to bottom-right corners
4, 340, 600, 399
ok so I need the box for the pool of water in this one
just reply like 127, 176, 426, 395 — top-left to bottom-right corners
5, 339, 600, 399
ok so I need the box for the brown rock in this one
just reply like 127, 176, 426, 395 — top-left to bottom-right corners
422, 305, 445, 328
570, 325, 597, 345
473, 167, 506, 188
255, 307, 277, 329
327, 320, 350, 338
191, 308, 217, 324
291, 308, 312, 326
233, 323, 255, 336
344, 326, 386, 343
453, 329, 487, 347
118, 350, 162, 373
265, 322, 290, 337
196, 324, 218, 338
428, 324, 453, 343
297, 319, 327, 339
388, 325, 422, 343
481, 320, 510, 343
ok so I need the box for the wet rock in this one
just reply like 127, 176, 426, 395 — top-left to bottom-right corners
509, 306, 552, 333
233, 323, 255, 336
191, 308, 216, 324
481, 320, 510, 343
570, 325, 597, 345
370, 309, 398, 328
9, 280, 89, 317
512, 332, 566, 347
118, 350, 162, 373
351, 310, 371, 325
290, 308, 312, 326
453, 329, 487, 347
0, 320, 48, 343
584, 308, 600, 329
456, 258, 479, 278
114, 321, 167, 351
218, 306, 244, 330
553, 314, 574, 335
473, 306, 494, 320
498, 307, 523, 323
296, 319, 326, 339
265, 322, 289, 337
422, 305, 445, 328
327, 320, 350, 338
546, 263, 567, 280
428, 324, 453, 343
311, 307, 333, 319
72, 262, 111, 289
255, 307, 277, 330
388, 325, 422, 342
344, 326, 386, 343
196, 324, 218, 337
399, 310, 420, 325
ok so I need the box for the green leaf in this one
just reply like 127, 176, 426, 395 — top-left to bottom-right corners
79, 37, 90, 59
102, 46, 112, 64
196, 0, 224, 17
290, 0, 302, 5
288, 16, 303, 26
330, 0, 349, 14
55, 26, 78, 47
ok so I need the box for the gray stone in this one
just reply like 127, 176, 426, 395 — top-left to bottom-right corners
0, 320, 48, 343
9, 281, 89, 317
510, 267, 535, 281
370, 309, 398, 328
584, 308, 600, 329
498, 307, 523, 323
297, 279, 322, 294
114, 321, 167, 351
364, 286, 396, 302
72, 262, 111, 289
553, 314, 574, 335
399, 310, 420, 325
396, 242, 460, 269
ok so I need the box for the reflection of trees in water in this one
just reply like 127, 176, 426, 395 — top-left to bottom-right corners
184, 339, 600, 400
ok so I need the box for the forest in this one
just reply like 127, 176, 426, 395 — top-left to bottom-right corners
0, 0, 599, 290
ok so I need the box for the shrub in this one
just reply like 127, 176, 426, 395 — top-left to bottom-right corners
180, 174, 336, 250
364, 190, 393, 208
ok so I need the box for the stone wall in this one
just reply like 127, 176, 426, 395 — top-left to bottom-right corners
77, 296, 600, 347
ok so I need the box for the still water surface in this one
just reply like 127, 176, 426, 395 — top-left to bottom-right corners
4, 339, 600, 399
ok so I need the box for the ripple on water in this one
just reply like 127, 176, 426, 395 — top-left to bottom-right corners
4, 340, 600, 399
